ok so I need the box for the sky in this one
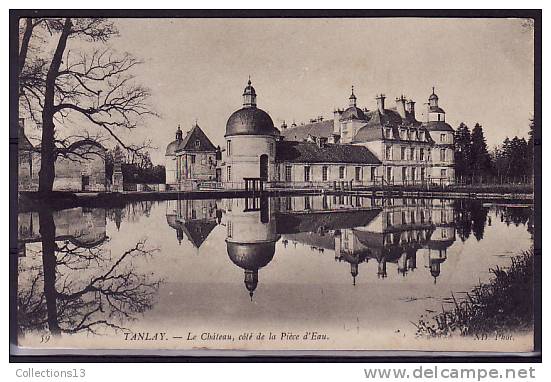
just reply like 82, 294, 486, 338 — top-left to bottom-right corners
56, 18, 536, 164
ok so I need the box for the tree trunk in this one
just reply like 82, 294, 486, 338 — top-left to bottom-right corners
38, 18, 72, 195
18, 18, 33, 79
39, 207, 61, 336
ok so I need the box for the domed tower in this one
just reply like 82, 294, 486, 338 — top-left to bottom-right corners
224, 79, 280, 188
225, 197, 280, 299
338, 86, 368, 144
165, 125, 183, 185
423, 87, 455, 185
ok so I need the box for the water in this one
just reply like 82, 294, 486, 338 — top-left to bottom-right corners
16, 195, 533, 352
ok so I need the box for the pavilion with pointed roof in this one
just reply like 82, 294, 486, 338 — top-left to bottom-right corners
165, 121, 220, 186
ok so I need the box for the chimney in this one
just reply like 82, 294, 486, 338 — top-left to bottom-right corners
395, 95, 407, 118
281, 121, 287, 129
333, 108, 342, 135
406, 99, 416, 119
375, 94, 386, 114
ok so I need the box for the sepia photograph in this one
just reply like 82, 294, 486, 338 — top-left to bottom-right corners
9, 10, 540, 360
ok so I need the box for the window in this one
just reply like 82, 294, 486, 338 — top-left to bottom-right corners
421, 167, 425, 181
227, 166, 232, 181
201, 157, 206, 165
386, 167, 392, 181
304, 196, 311, 210
191, 155, 196, 164
195, 140, 200, 148
402, 167, 407, 182
440, 133, 446, 142
442, 229, 448, 239
269, 142, 274, 156
339, 166, 345, 179
370, 167, 376, 181
275, 164, 281, 181
227, 140, 231, 156
386, 128, 392, 139
227, 221, 232, 238
285, 166, 292, 182
420, 148, 425, 161
400, 147, 406, 160
420, 131, 425, 141
441, 169, 447, 178
410, 147, 415, 160
322, 166, 328, 181
355, 167, 361, 181
411, 167, 416, 180
440, 148, 446, 162
304, 166, 311, 182
385, 145, 392, 160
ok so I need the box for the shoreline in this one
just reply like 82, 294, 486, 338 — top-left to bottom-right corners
18, 187, 533, 211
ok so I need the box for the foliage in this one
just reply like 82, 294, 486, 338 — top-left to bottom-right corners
414, 250, 534, 337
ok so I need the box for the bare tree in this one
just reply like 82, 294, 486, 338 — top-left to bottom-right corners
18, 18, 156, 194
18, 207, 162, 337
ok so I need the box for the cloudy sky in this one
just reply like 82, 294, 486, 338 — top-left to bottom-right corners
83, 18, 534, 164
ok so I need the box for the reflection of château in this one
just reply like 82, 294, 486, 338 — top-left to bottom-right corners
163, 196, 458, 297
17, 208, 107, 256
165, 199, 220, 247
273, 196, 455, 285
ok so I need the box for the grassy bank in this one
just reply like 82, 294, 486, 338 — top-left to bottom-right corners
414, 250, 534, 337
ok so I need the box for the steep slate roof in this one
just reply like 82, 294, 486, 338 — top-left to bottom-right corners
352, 108, 431, 143
166, 214, 217, 248
276, 209, 382, 235
166, 124, 217, 156
280, 120, 334, 142
275, 141, 381, 165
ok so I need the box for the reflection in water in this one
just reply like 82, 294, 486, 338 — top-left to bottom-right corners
17, 206, 162, 339
219, 196, 459, 294
17, 196, 533, 345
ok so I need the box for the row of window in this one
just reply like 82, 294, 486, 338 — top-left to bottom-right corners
385, 146, 449, 162
385, 128, 427, 141
283, 165, 376, 182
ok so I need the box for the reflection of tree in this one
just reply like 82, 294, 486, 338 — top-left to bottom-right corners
492, 205, 534, 238
453, 200, 489, 242
17, 207, 161, 338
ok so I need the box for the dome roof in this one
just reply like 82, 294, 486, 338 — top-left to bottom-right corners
227, 241, 276, 270
429, 92, 438, 101
424, 120, 454, 132
225, 107, 280, 137
340, 106, 367, 121
165, 139, 182, 156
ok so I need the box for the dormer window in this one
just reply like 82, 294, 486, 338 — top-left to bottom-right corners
386, 128, 392, 139
195, 139, 200, 148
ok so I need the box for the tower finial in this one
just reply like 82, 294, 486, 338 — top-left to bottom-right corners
432, 86, 435, 94
248, 75, 251, 85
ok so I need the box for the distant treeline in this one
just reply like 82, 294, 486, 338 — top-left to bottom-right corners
454, 119, 534, 184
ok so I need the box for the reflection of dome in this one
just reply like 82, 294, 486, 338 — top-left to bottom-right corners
227, 241, 276, 270
341, 106, 367, 121
227, 241, 276, 300
426, 239, 454, 251
225, 107, 279, 137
